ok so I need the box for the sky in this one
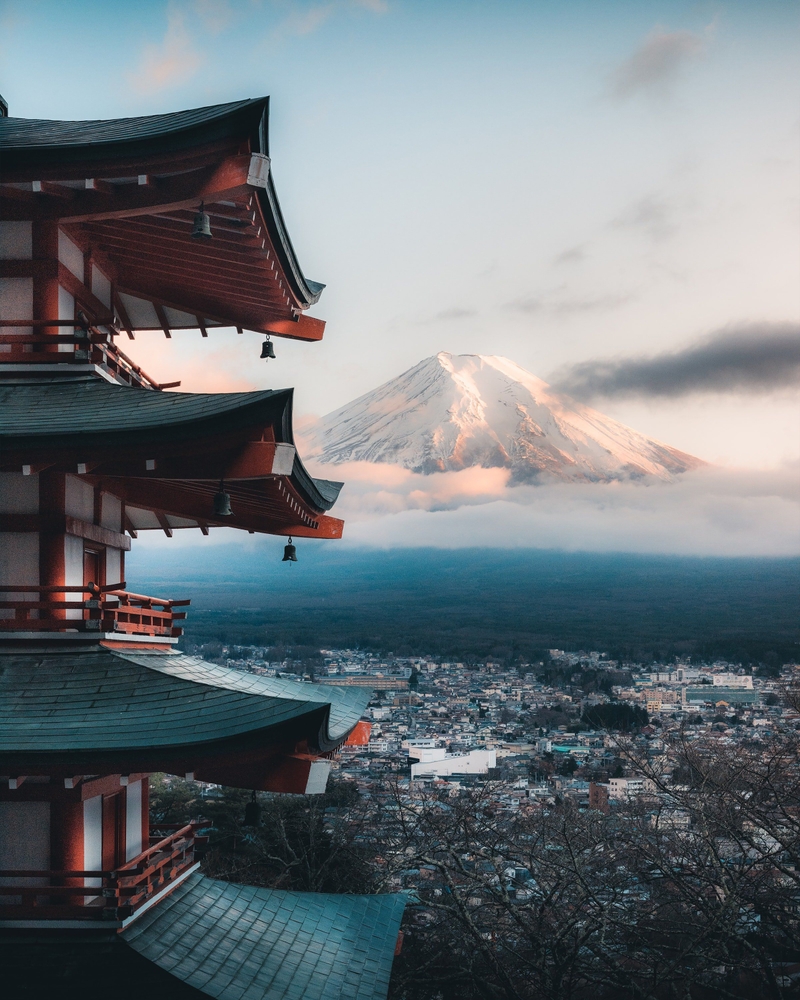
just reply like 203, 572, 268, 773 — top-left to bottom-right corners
2, 0, 798, 556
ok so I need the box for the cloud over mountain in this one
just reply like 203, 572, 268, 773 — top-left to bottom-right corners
551, 323, 800, 400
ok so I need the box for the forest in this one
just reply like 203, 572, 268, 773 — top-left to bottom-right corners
129, 546, 800, 665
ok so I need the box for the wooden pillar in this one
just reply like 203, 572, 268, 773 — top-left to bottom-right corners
50, 800, 83, 870
142, 777, 150, 848
31, 221, 60, 341
39, 472, 66, 618
50, 799, 84, 905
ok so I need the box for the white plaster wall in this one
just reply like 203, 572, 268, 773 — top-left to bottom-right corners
65, 475, 94, 522
0, 802, 50, 896
58, 285, 74, 351
0, 221, 32, 259
83, 795, 102, 887
0, 276, 33, 337
91, 264, 111, 309
64, 535, 84, 617
305, 760, 333, 795
0, 472, 38, 513
0, 533, 38, 585
100, 493, 122, 531
58, 230, 84, 283
105, 547, 121, 588
125, 781, 143, 861
0, 533, 39, 618
63, 535, 84, 585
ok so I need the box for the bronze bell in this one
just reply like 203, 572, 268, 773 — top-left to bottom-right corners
243, 790, 261, 827
282, 536, 297, 562
213, 482, 233, 517
191, 202, 212, 239
259, 338, 276, 360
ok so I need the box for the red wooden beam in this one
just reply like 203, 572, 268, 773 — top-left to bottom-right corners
153, 303, 172, 339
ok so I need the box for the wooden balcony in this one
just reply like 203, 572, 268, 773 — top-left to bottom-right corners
0, 322, 178, 391
0, 583, 189, 638
0, 823, 207, 922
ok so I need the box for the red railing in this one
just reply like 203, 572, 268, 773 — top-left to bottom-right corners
0, 583, 189, 637
0, 323, 178, 391
0, 823, 206, 922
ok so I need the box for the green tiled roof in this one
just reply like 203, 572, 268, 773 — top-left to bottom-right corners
0, 381, 290, 438
123, 873, 405, 1000
0, 647, 368, 758
0, 100, 261, 151
0, 380, 342, 512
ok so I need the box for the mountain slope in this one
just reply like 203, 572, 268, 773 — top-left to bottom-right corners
305, 353, 704, 483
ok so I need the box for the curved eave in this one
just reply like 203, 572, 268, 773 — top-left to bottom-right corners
0, 380, 342, 519
0, 97, 324, 318
256, 179, 323, 309
0, 649, 370, 767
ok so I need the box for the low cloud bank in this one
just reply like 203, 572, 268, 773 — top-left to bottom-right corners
304, 460, 800, 557
133, 460, 799, 560
551, 323, 800, 400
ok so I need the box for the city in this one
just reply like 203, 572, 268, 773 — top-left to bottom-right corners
170, 642, 800, 996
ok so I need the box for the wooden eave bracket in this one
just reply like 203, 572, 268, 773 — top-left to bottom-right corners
263, 314, 325, 342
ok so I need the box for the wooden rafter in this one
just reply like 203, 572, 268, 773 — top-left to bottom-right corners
155, 511, 174, 538
153, 303, 172, 339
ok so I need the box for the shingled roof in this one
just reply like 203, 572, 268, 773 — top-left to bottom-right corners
123, 873, 406, 1000
0, 378, 343, 522
0, 646, 368, 776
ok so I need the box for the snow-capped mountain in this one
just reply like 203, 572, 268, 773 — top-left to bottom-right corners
304, 353, 704, 483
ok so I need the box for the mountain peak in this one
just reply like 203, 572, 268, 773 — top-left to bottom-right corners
305, 353, 704, 483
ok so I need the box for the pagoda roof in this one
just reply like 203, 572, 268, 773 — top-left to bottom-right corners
122, 873, 405, 1000
0, 98, 325, 336
1, 378, 294, 439
0, 378, 343, 535
0, 646, 368, 782
0, 99, 268, 159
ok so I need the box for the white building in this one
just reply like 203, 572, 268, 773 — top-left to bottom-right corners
608, 777, 656, 799
410, 748, 497, 778
712, 673, 753, 689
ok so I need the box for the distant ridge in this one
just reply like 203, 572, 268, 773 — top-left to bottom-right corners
305, 352, 704, 483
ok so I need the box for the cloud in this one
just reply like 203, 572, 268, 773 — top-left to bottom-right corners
610, 27, 704, 99
427, 307, 477, 323
508, 293, 633, 316
133, 460, 800, 558
267, 0, 387, 41
612, 194, 675, 242
284, 3, 336, 36
551, 323, 800, 400
302, 459, 800, 557
553, 246, 586, 266
128, 7, 202, 94
191, 0, 236, 34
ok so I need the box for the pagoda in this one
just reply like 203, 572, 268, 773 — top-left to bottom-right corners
0, 95, 404, 999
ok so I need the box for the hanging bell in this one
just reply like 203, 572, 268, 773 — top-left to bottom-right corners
191, 202, 212, 240
282, 536, 297, 562
259, 337, 276, 361
243, 790, 261, 827
213, 481, 233, 517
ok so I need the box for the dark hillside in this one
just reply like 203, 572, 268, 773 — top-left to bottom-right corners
127, 545, 800, 664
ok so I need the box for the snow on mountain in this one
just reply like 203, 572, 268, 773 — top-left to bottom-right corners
304, 352, 704, 483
